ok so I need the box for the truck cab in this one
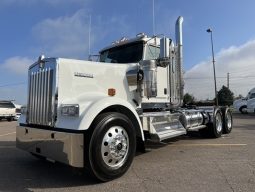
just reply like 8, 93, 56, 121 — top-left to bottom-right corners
99, 34, 180, 108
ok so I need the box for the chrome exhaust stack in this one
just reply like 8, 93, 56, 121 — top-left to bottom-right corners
175, 16, 184, 105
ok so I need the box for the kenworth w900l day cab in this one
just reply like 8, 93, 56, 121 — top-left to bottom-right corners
17, 16, 233, 181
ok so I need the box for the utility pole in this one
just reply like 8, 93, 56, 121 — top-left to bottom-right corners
206, 28, 218, 106
227, 72, 229, 89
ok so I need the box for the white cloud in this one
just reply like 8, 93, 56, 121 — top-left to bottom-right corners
184, 40, 255, 99
32, 10, 133, 58
0, 56, 32, 104
93, 15, 133, 41
1, 56, 33, 75
0, 85, 27, 105
32, 10, 91, 58
0, 9, 133, 104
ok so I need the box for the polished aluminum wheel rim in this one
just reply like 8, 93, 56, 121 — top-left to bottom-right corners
101, 126, 129, 169
216, 112, 223, 133
226, 112, 232, 130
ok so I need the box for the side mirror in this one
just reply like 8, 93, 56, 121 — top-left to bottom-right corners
158, 37, 171, 67
160, 37, 170, 58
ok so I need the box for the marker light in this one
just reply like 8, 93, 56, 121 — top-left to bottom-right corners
108, 88, 116, 96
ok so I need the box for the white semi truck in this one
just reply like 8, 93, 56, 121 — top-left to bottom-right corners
17, 16, 233, 181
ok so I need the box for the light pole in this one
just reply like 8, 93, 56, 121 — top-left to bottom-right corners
206, 28, 218, 106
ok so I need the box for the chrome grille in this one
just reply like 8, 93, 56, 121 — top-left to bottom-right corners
28, 68, 54, 126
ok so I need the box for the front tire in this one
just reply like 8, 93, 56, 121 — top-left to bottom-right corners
87, 112, 136, 181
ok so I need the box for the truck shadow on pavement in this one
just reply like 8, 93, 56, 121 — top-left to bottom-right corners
144, 131, 205, 150
0, 141, 99, 192
1, 132, 212, 191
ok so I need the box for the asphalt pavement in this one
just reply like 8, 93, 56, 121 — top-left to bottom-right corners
0, 113, 254, 192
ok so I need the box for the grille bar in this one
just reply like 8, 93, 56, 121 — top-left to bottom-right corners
28, 68, 54, 126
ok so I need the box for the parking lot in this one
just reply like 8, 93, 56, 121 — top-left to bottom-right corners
0, 113, 254, 192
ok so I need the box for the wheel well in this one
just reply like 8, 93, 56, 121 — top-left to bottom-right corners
239, 105, 247, 112
87, 105, 145, 152
98, 105, 143, 139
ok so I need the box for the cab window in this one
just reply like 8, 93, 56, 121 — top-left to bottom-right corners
100, 42, 143, 63
144, 45, 160, 60
249, 93, 255, 99
0, 102, 15, 108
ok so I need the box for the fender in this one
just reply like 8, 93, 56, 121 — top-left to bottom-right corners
56, 96, 144, 140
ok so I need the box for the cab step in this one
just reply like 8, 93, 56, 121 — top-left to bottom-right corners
140, 112, 186, 142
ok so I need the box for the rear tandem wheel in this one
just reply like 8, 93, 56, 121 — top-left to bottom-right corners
221, 107, 233, 134
200, 108, 223, 138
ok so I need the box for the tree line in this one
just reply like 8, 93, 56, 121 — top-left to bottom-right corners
183, 85, 235, 106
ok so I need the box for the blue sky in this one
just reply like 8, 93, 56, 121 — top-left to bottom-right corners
1, 0, 255, 104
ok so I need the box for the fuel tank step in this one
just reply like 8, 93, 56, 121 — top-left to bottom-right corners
140, 112, 186, 142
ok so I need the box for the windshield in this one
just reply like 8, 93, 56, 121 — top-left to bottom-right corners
249, 93, 255, 99
0, 102, 15, 108
100, 41, 143, 63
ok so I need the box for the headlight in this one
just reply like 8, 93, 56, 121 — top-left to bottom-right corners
61, 104, 79, 117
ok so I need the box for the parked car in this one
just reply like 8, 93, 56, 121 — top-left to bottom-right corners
0, 100, 16, 121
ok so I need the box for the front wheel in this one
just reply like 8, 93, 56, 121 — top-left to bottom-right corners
87, 112, 136, 181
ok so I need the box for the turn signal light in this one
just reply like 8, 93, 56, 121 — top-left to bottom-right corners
108, 88, 116, 96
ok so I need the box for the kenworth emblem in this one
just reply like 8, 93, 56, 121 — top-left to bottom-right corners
74, 72, 94, 78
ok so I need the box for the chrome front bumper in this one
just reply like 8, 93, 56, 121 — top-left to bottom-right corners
16, 126, 84, 168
